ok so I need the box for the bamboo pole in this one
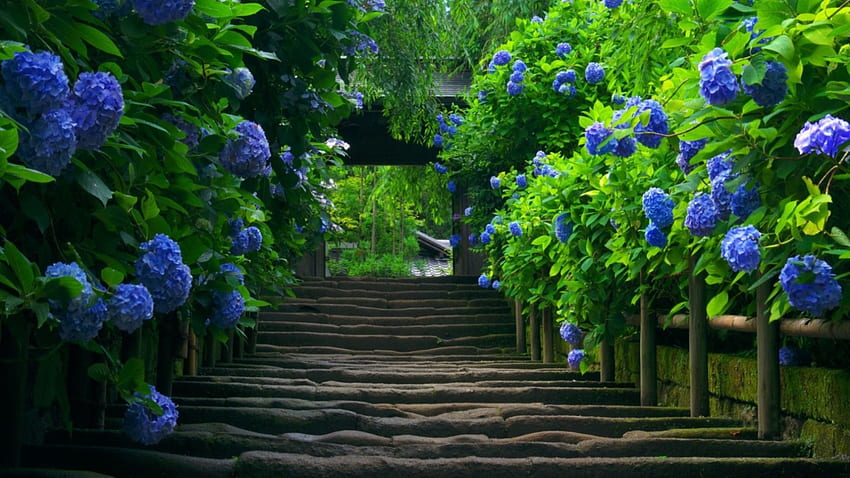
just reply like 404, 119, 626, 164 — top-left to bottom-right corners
688, 254, 709, 417
599, 338, 615, 382
514, 300, 526, 354
635, 313, 850, 340
529, 304, 541, 361
639, 278, 657, 406
757, 275, 780, 439
156, 315, 179, 396
542, 307, 554, 363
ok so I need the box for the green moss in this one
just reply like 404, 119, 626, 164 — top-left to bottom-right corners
801, 419, 850, 458
782, 367, 850, 429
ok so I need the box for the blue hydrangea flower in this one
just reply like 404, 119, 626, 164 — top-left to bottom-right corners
135, 234, 192, 314
490, 176, 501, 189
449, 234, 461, 247
163, 113, 200, 150
209, 289, 245, 329
123, 385, 179, 445
512, 60, 527, 73
219, 262, 244, 285
507, 81, 524, 96
131, 0, 194, 25
684, 193, 718, 237
642, 187, 675, 228
468, 233, 478, 246
228, 218, 244, 238
612, 136, 637, 158
585, 62, 605, 84
612, 93, 626, 105
711, 174, 736, 221
699, 48, 739, 105
632, 99, 669, 148
231, 226, 262, 255
778, 346, 811, 366
645, 222, 668, 248
108, 284, 154, 333
485, 224, 496, 235
479, 231, 491, 244
779, 255, 843, 317
492, 215, 503, 225
449, 113, 463, 126
509, 221, 523, 237
1, 49, 69, 116
742, 61, 787, 107
219, 121, 271, 178
604, 0, 623, 8
531, 15, 543, 23
585, 122, 617, 155
68, 72, 124, 150
555, 42, 572, 57
707, 150, 733, 182
554, 213, 573, 244
447, 181, 456, 193
493, 50, 512, 66
57, 298, 108, 342
568, 349, 585, 370
491, 280, 500, 290
676, 139, 708, 174
223, 67, 255, 100
434, 162, 448, 174
433, 134, 443, 148
515, 174, 527, 189
560, 70, 577, 84
559, 323, 584, 347
720, 225, 761, 273
731, 182, 760, 219
464, 206, 473, 217
16, 107, 77, 177
794, 115, 850, 158
509, 71, 525, 84
558, 83, 577, 97
45, 262, 94, 305
478, 273, 491, 288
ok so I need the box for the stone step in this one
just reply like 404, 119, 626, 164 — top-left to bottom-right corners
575, 437, 810, 458
171, 380, 640, 405
288, 286, 505, 301
253, 344, 515, 357
238, 355, 569, 368
233, 452, 850, 478
257, 331, 516, 351
282, 296, 509, 309
258, 321, 515, 337
260, 311, 513, 326
271, 303, 511, 318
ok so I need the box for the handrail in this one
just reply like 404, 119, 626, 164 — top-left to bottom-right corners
627, 314, 850, 340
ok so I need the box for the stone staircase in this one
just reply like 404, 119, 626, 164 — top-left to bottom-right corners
20, 276, 850, 477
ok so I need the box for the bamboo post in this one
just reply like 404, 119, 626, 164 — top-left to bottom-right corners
599, 338, 615, 382
155, 315, 179, 396
757, 275, 780, 439
203, 333, 217, 368
639, 274, 657, 406
542, 307, 554, 363
529, 303, 541, 361
514, 300, 526, 354
688, 254, 710, 417
185, 330, 198, 376
246, 313, 258, 355
68, 344, 95, 427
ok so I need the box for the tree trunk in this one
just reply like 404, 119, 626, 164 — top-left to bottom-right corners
688, 255, 710, 417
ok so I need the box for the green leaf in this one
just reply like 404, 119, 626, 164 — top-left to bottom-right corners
764, 35, 795, 61
696, 0, 732, 21
117, 358, 147, 393
141, 190, 160, 220
5, 163, 55, 183
706, 291, 729, 317
87, 363, 112, 382
0, 126, 19, 161
40, 276, 84, 301
658, 0, 693, 15
231, 3, 266, 16
101, 267, 125, 288
77, 169, 113, 206
3, 240, 34, 293
194, 0, 233, 18
73, 22, 123, 57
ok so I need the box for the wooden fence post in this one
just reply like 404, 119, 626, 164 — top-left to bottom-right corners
640, 273, 657, 406
600, 338, 615, 382
542, 307, 554, 363
529, 303, 541, 361
757, 274, 780, 439
688, 254, 709, 417
515, 300, 526, 354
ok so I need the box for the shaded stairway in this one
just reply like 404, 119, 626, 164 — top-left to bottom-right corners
25, 277, 850, 477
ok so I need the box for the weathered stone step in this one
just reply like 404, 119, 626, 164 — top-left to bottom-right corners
257, 331, 516, 351
260, 311, 513, 326
271, 303, 511, 318
233, 452, 850, 478
576, 437, 810, 458
288, 286, 505, 301
253, 344, 514, 357
171, 381, 640, 405
239, 355, 570, 369
258, 321, 515, 337
282, 296, 509, 309
623, 427, 760, 440
197, 366, 593, 383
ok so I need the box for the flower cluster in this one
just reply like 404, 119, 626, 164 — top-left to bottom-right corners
490, 175, 501, 189
447, 180, 456, 193
642, 188, 674, 228
684, 193, 718, 237
645, 222, 668, 248
434, 162, 448, 174
478, 273, 491, 288
778, 346, 811, 367
15, 108, 77, 176
779, 255, 842, 317
631, 99, 669, 149
516, 174, 527, 188
209, 265, 245, 329
68, 72, 125, 150
554, 213, 573, 244
559, 323, 583, 346
585, 62, 604, 85
730, 182, 761, 219
230, 225, 263, 255
163, 113, 201, 150
123, 385, 179, 445
604, 0, 624, 8
584, 122, 616, 155
568, 349, 585, 370
343, 30, 379, 55
223, 67, 255, 100
479, 230, 492, 244
555, 42, 572, 57
507, 60, 526, 96
219, 121, 271, 178
1, 49, 69, 116
720, 225, 761, 273
698, 48, 739, 105
509, 221, 523, 237
793, 114, 850, 158
108, 283, 154, 333
492, 50, 512, 67
707, 150, 733, 181
131, 0, 194, 25
742, 61, 787, 107
449, 234, 461, 247
552, 69, 577, 96
434, 113, 461, 149
135, 234, 193, 314
676, 139, 708, 174
45, 262, 108, 342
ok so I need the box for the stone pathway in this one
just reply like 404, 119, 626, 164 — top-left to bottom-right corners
22, 277, 850, 477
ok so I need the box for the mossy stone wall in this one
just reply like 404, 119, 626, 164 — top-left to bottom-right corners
615, 339, 850, 457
